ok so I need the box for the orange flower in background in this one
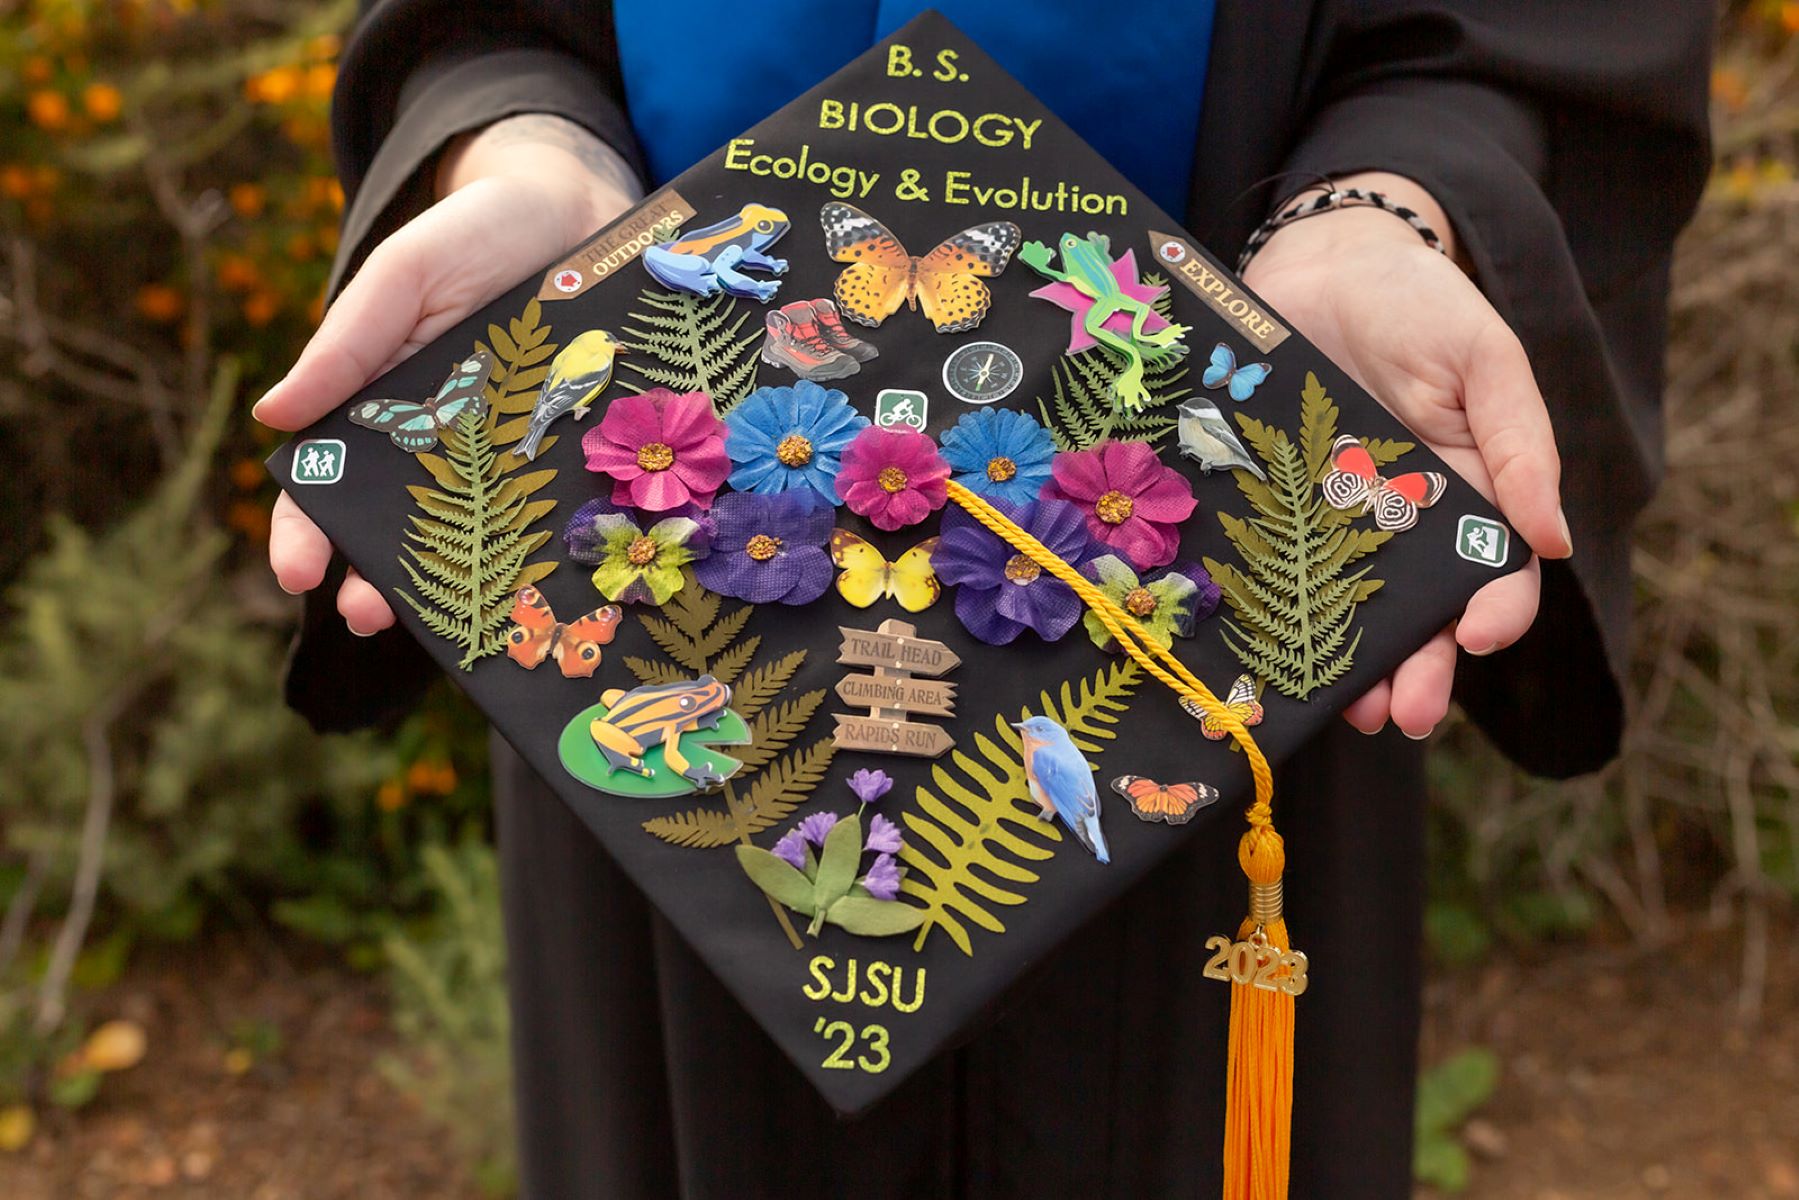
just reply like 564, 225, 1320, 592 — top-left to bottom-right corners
307, 291, 326, 325
247, 66, 301, 105
225, 499, 270, 542
376, 780, 407, 811
304, 63, 336, 100
215, 253, 260, 292
22, 57, 52, 85
27, 90, 70, 131
228, 457, 266, 491
1783, 3, 1799, 35
83, 82, 123, 123
305, 34, 342, 61
0, 167, 32, 200
285, 232, 315, 261
1712, 67, 1749, 112
135, 283, 184, 323
243, 290, 280, 327
229, 182, 266, 218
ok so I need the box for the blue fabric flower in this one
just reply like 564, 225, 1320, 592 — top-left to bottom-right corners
938, 407, 1055, 504
724, 380, 869, 506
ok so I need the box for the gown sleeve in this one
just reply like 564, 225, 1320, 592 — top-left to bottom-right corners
1273, 0, 1714, 776
285, 0, 647, 732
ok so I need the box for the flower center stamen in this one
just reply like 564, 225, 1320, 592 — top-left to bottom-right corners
1004, 553, 1042, 584
776, 434, 813, 467
986, 456, 1018, 483
1124, 586, 1159, 617
626, 536, 659, 566
878, 465, 909, 494
1095, 489, 1134, 525
636, 441, 675, 472
745, 534, 781, 562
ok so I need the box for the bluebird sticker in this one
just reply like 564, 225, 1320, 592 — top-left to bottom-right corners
874, 388, 929, 432
1455, 514, 1510, 567
291, 438, 346, 485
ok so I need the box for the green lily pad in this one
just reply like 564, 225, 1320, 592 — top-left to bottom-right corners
558, 702, 751, 799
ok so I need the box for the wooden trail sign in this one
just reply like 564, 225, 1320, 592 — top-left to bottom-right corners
832, 619, 958, 758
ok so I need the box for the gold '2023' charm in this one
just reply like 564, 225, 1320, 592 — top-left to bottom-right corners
1202, 930, 1310, 997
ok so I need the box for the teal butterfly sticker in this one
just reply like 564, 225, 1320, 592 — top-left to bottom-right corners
347, 349, 493, 452
1201, 342, 1271, 403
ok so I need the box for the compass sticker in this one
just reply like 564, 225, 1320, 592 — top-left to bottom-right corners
942, 341, 1024, 405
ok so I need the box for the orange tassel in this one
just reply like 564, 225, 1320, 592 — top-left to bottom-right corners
1223, 815, 1294, 1200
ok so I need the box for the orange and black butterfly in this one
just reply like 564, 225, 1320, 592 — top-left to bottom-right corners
1110, 776, 1220, 826
819, 202, 1021, 333
1179, 673, 1265, 741
505, 586, 622, 679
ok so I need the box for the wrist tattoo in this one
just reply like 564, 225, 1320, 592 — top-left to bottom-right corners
468, 113, 641, 200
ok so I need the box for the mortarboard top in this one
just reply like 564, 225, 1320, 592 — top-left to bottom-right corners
271, 9, 1523, 1139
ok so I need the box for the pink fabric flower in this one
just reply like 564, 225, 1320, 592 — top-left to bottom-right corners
834, 427, 949, 531
1041, 441, 1196, 569
582, 388, 729, 512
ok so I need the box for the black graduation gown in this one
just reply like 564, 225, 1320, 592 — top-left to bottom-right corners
288, 4, 1712, 1196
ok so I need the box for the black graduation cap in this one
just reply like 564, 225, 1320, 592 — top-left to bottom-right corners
271, 11, 1523, 1136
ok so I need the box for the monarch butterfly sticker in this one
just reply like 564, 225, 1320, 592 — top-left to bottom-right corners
1110, 775, 1220, 826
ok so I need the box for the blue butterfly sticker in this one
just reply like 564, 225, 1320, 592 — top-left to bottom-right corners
347, 348, 493, 453
1201, 342, 1271, 403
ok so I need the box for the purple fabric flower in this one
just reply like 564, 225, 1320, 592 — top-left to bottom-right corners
863, 812, 903, 856
834, 427, 950, 531
691, 490, 834, 605
847, 768, 893, 806
934, 498, 1098, 645
860, 853, 902, 902
797, 811, 840, 847
1040, 440, 1197, 570
582, 387, 730, 512
772, 828, 808, 871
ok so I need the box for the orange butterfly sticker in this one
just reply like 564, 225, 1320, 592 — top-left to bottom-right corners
505, 586, 622, 679
1179, 673, 1265, 741
819, 202, 1020, 333
1110, 775, 1220, 826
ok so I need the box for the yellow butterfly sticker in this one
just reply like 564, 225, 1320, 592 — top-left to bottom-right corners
828, 530, 940, 612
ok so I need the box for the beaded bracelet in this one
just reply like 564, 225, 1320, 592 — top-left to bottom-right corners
1236, 186, 1446, 273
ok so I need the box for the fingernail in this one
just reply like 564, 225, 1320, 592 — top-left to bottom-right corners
1404, 727, 1434, 741
1556, 507, 1574, 557
1356, 723, 1382, 736
348, 623, 377, 638
1466, 642, 1500, 657
277, 580, 303, 596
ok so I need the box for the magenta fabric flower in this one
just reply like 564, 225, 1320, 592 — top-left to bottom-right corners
1040, 441, 1197, 569
834, 427, 950, 531
582, 388, 729, 512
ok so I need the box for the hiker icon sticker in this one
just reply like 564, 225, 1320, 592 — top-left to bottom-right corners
1455, 514, 1511, 567
291, 438, 346, 484
942, 341, 1023, 404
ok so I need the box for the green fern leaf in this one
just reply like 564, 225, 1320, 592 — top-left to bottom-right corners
1207, 372, 1414, 698
899, 661, 1140, 955
618, 289, 765, 412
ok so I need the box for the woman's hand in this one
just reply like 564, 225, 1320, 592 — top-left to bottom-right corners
1242, 172, 1573, 738
255, 115, 641, 635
